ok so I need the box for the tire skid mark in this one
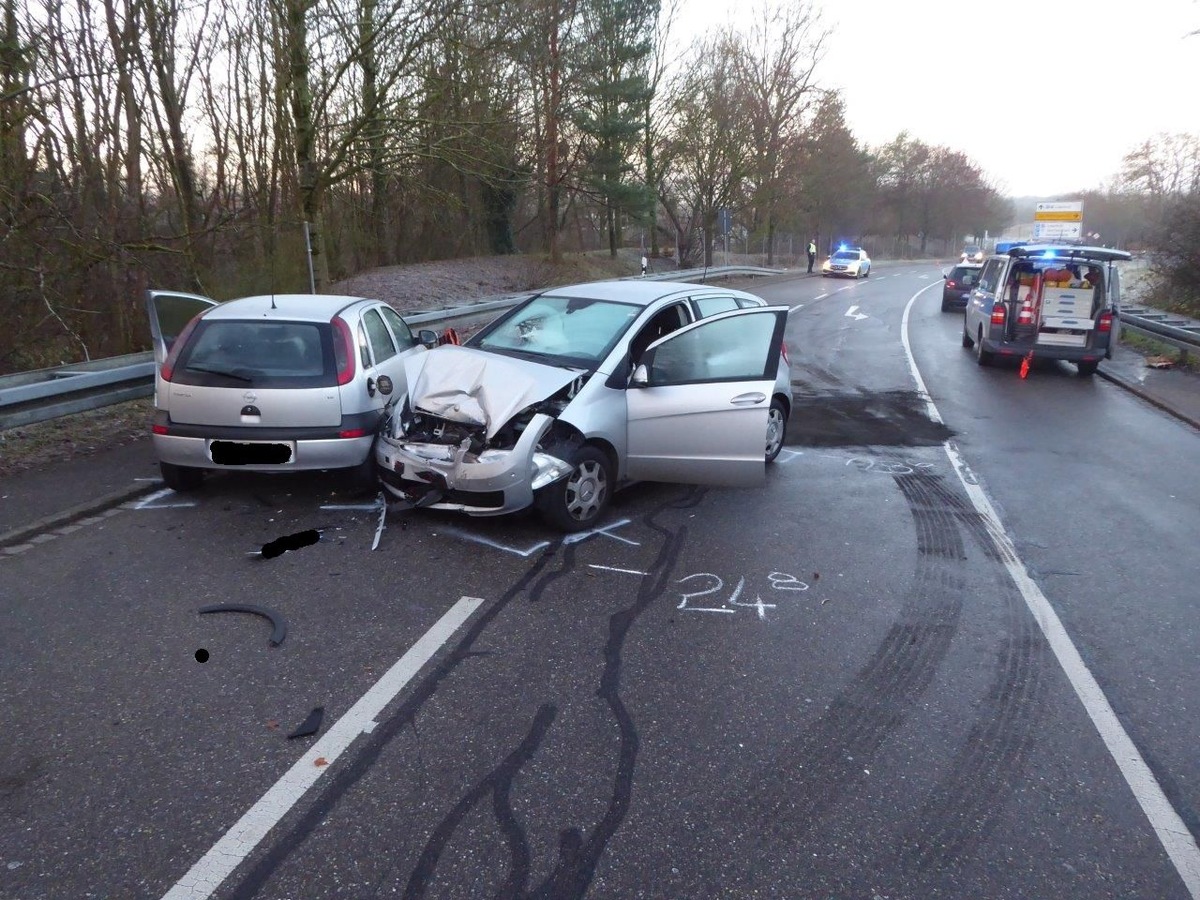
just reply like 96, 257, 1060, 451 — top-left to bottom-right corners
400, 705, 556, 899
387, 487, 703, 900
528, 504, 692, 899
710, 471, 966, 882
896, 565, 1048, 879
225, 552, 561, 899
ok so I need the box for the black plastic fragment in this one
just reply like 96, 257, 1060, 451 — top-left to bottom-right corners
198, 603, 288, 646
260, 529, 321, 559
287, 706, 324, 739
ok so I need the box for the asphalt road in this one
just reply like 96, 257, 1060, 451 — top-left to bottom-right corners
2, 264, 1197, 899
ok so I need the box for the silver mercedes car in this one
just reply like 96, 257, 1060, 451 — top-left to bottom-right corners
374, 280, 792, 531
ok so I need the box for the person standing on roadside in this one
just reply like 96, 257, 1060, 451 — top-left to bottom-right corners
807, 239, 817, 273
641, 254, 648, 277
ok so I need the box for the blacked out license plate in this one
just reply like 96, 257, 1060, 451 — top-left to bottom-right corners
210, 440, 293, 465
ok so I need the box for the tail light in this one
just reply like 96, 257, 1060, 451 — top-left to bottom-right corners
1098, 311, 1113, 333
331, 315, 355, 385
338, 428, 367, 439
159, 314, 203, 382
990, 304, 1006, 326
781, 342, 790, 365
947, 280, 957, 289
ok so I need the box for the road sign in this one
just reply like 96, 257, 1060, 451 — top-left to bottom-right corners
1035, 201, 1083, 223
1033, 220, 1082, 240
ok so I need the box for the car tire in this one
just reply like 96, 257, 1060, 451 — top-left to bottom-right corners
863, 268, 870, 278
341, 454, 380, 495
962, 323, 975, 348
765, 398, 788, 463
160, 461, 204, 492
974, 328, 993, 366
941, 298, 951, 312
535, 444, 612, 532
1077, 360, 1099, 377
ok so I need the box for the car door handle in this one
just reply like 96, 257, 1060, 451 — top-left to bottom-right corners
730, 392, 766, 406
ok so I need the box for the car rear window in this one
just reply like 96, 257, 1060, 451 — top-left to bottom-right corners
174, 320, 336, 387
950, 266, 980, 284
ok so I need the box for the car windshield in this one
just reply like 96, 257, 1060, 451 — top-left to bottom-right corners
468, 295, 641, 367
176, 320, 334, 387
832, 250, 859, 260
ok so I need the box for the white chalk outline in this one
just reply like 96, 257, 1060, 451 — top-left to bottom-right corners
901, 281, 1200, 896
131, 488, 197, 509
588, 564, 648, 576
160, 595, 487, 900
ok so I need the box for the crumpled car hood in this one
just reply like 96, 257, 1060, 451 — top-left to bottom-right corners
403, 345, 582, 441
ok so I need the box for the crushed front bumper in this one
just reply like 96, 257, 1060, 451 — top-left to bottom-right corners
372, 413, 571, 516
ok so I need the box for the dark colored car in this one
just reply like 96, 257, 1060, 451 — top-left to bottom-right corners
941, 264, 982, 311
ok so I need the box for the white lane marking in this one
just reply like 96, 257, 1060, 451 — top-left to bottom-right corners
814, 293, 828, 300
900, 283, 1200, 896
588, 564, 648, 576
844, 305, 869, 321
789, 303, 805, 313
320, 502, 383, 511
161, 595, 487, 900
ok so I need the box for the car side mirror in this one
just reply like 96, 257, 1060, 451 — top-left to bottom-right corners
629, 363, 649, 387
417, 329, 439, 349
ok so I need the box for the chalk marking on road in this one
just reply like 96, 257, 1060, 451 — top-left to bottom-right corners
160, 595, 487, 900
775, 448, 804, 463
130, 488, 197, 509
438, 526, 550, 558
319, 502, 383, 511
588, 564, 648, 576
901, 282, 1200, 897
562, 518, 638, 546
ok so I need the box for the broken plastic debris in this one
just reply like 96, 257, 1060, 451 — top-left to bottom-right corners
314, 757, 328, 767
288, 707, 325, 739
198, 603, 287, 646
1145, 356, 1174, 369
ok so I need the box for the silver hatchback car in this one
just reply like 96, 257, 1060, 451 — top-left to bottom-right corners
147, 290, 433, 492
374, 280, 792, 531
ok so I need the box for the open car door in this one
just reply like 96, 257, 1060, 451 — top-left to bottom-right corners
146, 290, 218, 364
625, 306, 788, 486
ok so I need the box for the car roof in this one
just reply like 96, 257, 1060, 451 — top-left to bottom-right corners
202, 294, 373, 323
538, 279, 761, 308
1004, 244, 1132, 263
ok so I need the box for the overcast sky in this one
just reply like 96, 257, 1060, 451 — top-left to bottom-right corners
675, 0, 1200, 198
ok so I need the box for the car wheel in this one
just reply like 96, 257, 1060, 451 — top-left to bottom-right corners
941, 299, 951, 312
535, 445, 612, 532
863, 267, 870, 278
974, 328, 993, 366
765, 398, 788, 463
1077, 360, 1099, 377
341, 453, 380, 495
961, 322, 975, 348
160, 461, 204, 492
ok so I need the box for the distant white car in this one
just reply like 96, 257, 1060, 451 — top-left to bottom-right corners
821, 247, 871, 278
960, 245, 984, 263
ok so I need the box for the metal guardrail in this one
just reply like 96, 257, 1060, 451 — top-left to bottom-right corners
0, 266, 783, 431
1119, 307, 1200, 360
